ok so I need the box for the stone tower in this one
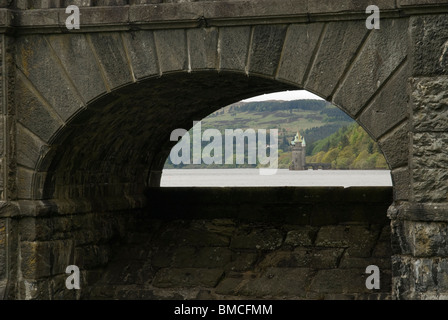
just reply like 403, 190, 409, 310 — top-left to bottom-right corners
289, 132, 306, 170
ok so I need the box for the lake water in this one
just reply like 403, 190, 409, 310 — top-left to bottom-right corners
160, 169, 392, 187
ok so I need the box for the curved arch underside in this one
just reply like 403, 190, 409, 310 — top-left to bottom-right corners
14, 19, 411, 210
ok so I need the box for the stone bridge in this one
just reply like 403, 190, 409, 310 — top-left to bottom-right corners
0, 0, 447, 300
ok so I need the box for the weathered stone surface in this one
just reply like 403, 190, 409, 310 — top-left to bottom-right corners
19, 217, 53, 242
315, 225, 380, 257
410, 15, 448, 76
192, 247, 232, 268
230, 228, 283, 250
398, 221, 448, 257
16, 124, 47, 169
413, 132, 448, 171
284, 226, 317, 247
15, 74, 63, 143
153, 29, 188, 73
121, 31, 159, 80
391, 167, 410, 201
16, 36, 84, 121
187, 28, 219, 70
393, 256, 448, 299
413, 169, 448, 202
16, 167, 34, 200
277, 23, 324, 85
358, 65, 409, 139
339, 255, 391, 269
218, 26, 251, 71
333, 19, 408, 117
412, 76, 448, 131
0, 219, 5, 279
75, 245, 110, 269
48, 34, 107, 104
249, 25, 287, 76
20, 241, 52, 279
309, 269, 370, 294
88, 33, 134, 89
225, 252, 258, 272
306, 21, 368, 99
216, 268, 314, 298
51, 240, 74, 274
259, 248, 344, 269
152, 268, 224, 288
378, 121, 410, 169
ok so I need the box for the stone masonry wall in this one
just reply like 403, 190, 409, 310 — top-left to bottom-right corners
4, 187, 393, 300
83, 187, 393, 300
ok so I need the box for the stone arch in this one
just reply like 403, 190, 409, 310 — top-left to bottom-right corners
14, 18, 410, 212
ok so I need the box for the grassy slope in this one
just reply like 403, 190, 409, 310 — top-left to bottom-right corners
163, 100, 385, 169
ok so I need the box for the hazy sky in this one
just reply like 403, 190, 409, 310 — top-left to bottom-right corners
243, 90, 324, 102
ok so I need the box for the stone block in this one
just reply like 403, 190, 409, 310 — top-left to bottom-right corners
192, 247, 232, 268
218, 26, 251, 71
333, 19, 408, 117
16, 167, 34, 200
358, 64, 409, 140
153, 29, 188, 73
152, 268, 224, 288
15, 74, 63, 143
230, 228, 283, 250
410, 222, 448, 257
121, 31, 159, 80
315, 225, 380, 257
0, 219, 5, 279
16, 35, 84, 122
225, 252, 258, 272
75, 244, 110, 269
87, 33, 134, 89
249, 25, 287, 76
413, 169, 448, 202
411, 76, 448, 131
19, 217, 53, 242
20, 241, 52, 279
216, 267, 314, 298
201, 219, 236, 237
276, 23, 324, 85
19, 279, 51, 300
259, 248, 343, 269
187, 28, 219, 70
413, 133, 448, 169
309, 269, 370, 294
47, 34, 107, 103
284, 226, 317, 247
306, 20, 368, 99
410, 15, 448, 76
378, 121, 410, 169
51, 240, 74, 275
391, 167, 411, 200
16, 124, 48, 169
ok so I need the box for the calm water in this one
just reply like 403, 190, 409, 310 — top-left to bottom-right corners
160, 169, 392, 187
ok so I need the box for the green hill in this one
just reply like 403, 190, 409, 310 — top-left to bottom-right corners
307, 123, 388, 169
163, 99, 387, 169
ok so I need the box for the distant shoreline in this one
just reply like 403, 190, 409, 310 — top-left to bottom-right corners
160, 168, 392, 187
